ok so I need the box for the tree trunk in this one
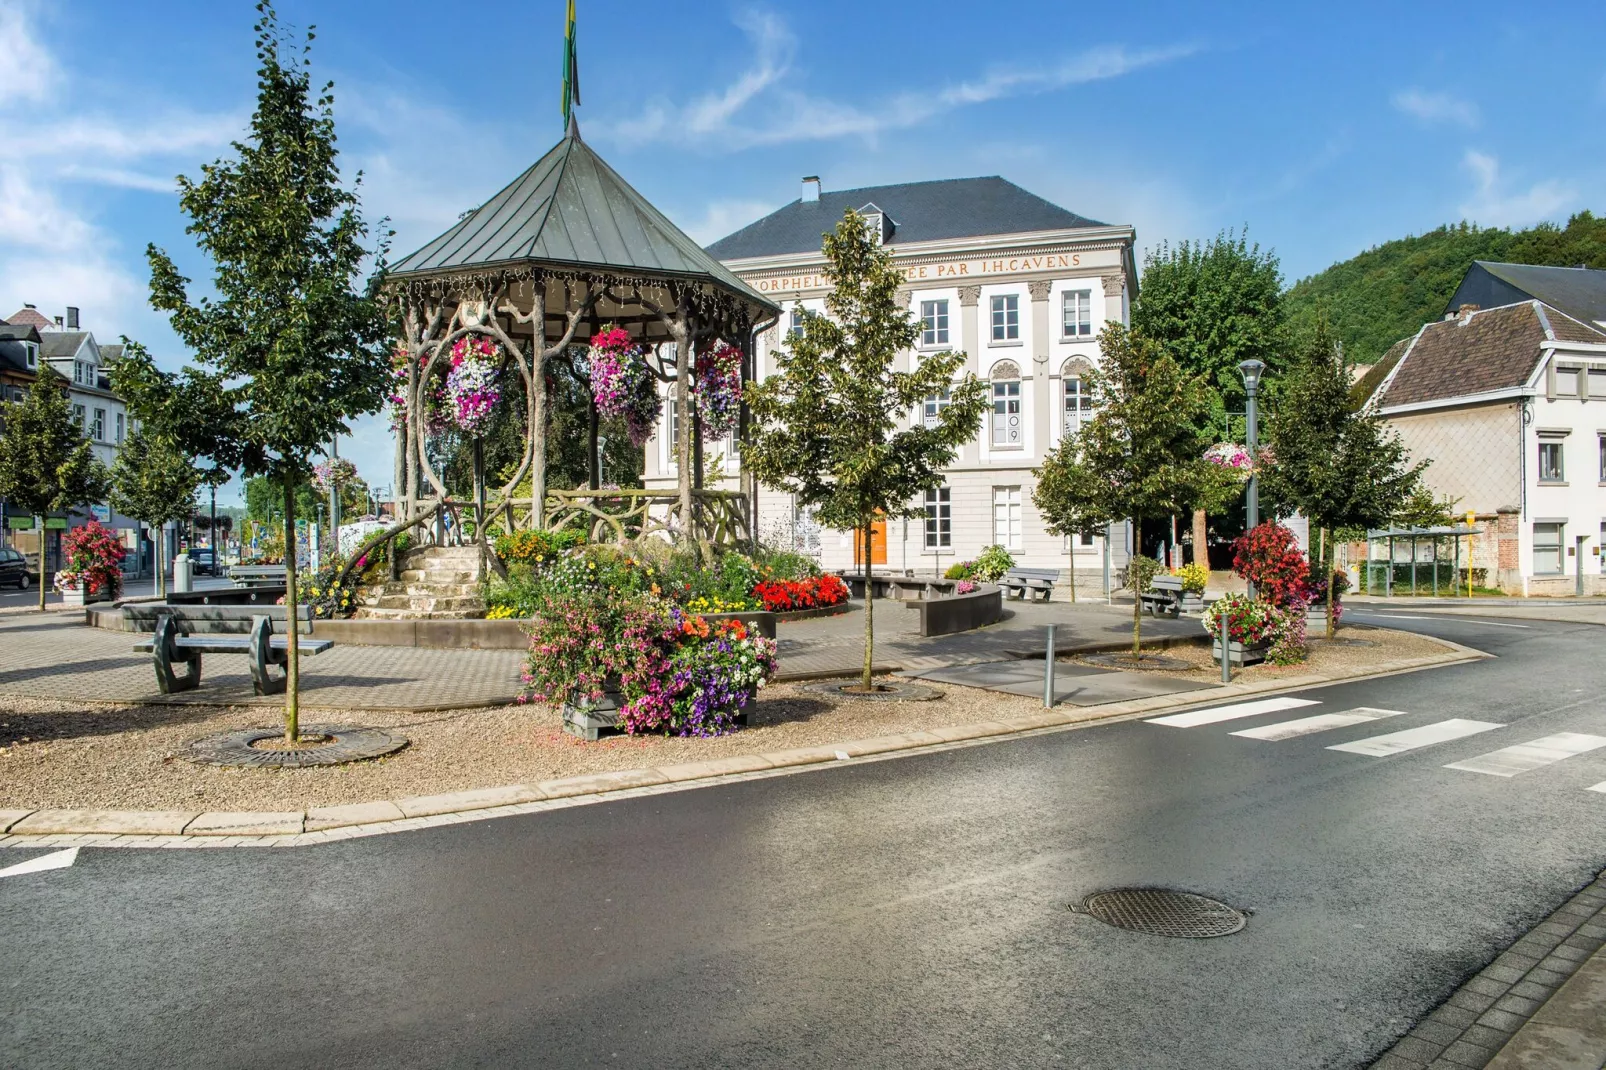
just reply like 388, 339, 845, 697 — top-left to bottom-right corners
671, 310, 695, 539
1067, 542, 1077, 603
281, 468, 301, 744
1192, 508, 1209, 568
1131, 516, 1143, 659
1323, 525, 1337, 638
862, 522, 875, 692
156, 530, 166, 599
531, 348, 548, 532
36, 530, 45, 612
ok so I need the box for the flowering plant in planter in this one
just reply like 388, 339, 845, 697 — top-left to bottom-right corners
446, 335, 501, 436
1200, 593, 1283, 647
1174, 560, 1210, 595
55, 521, 125, 599
521, 586, 679, 714
619, 615, 778, 737
694, 341, 743, 437
752, 574, 849, 612
955, 579, 979, 595
297, 554, 361, 619
1232, 521, 1312, 611
588, 325, 661, 446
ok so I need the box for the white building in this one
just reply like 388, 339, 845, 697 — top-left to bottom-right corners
643, 175, 1137, 585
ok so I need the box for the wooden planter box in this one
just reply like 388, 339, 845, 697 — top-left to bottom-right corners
1211, 639, 1268, 666
58, 584, 112, 607
1180, 593, 1206, 614
562, 686, 759, 741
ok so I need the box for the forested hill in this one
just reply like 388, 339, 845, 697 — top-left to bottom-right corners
1283, 211, 1606, 365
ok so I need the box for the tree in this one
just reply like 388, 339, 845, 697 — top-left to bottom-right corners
746, 210, 987, 691
1132, 229, 1284, 567
145, 3, 392, 742
1065, 324, 1236, 657
0, 370, 109, 609
1032, 438, 1112, 603
1262, 318, 1424, 634
109, 426, 202, 598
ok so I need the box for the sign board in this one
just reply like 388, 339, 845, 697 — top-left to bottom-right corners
90, 504, 111, 523
43, 518, 68, 530
6, 516, 33, 530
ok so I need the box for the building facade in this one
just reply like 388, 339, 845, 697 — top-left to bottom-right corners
642, 175, 1137, 585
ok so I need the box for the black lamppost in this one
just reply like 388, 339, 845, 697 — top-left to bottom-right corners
1239, 358, 1266, 599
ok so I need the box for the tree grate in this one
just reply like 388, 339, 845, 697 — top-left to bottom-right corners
1077, 888, 1247, 938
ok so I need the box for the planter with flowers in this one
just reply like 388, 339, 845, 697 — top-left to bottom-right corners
1200, 593, 1281, 665
54, 521, 126, 606
587, 326, 661, 447
1174, 560, 1210, 613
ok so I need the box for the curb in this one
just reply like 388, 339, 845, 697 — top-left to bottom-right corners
0, 644, 1488, 850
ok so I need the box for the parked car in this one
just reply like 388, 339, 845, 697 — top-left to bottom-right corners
0, 546, 31, 589
187, 547, 218, 577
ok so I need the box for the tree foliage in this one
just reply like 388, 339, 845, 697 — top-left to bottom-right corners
1031, 438, 1112, 603
746, 209, 987, 689
109, 426, 202, 597
1284, 212, 1606, 367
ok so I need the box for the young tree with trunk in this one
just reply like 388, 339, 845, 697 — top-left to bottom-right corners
746, 210, 987, 692
1032, 438, 1112, 603
0, 370, 110, 610
1262, 317, 1423, 635
1067, 324, 1236, 657
1132, 229, 1283, 568
145, 3, 391, 742
109, 426, 203, 598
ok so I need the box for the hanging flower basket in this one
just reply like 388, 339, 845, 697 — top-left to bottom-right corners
445, 335, 502, 437
312, 457, 358, 493
587, 325, 662, 446
1203, 442, 1254, 480
694, 341, 743, 438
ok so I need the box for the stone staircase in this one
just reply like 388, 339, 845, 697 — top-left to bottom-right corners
354, 545, 487, 620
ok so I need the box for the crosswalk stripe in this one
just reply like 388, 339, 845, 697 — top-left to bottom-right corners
1231, 707, 1409, 742
1147, 697, 1320, 729
1327, 718, 1505, 757
1588, 782, 1606, 794
1444, 732, 1606, 777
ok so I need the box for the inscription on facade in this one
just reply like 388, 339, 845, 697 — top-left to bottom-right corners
751, 252, 1085, 293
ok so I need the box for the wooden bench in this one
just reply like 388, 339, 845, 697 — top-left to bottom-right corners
229, 564, 287, 588
1139, 575, 1183, 619
999, 567, 1058, 602
133, 610, 332, 696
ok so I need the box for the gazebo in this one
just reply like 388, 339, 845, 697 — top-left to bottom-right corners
379, 122, 780, 568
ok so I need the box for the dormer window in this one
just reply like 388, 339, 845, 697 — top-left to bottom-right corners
23, 342, 37, 369
855, 203, 892, 245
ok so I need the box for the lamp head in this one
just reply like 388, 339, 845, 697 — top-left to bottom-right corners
1238, 358, 1267, 392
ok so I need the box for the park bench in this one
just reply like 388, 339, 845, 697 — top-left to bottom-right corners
1139, 574, 1184, 619
229, 564, 287, 588
132, 609, 332, 696
998, 567, 1058, 602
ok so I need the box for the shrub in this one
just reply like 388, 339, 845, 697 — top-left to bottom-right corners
751, 547, 821, 582
620, 616, 777, 737
537, 544, 660, 597
484, 564, 544, 619
298, 554, 360, 619
1174, 560, 1209, 595
1127, 555, 1163, 594
944, 561, 975, 580
494, 528, 584, 569
972, 545, 1015, 582
1232, 522, 1312, 610
521, 587, 678, 715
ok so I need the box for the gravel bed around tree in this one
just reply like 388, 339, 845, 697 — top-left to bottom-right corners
0, 627, 1458, 813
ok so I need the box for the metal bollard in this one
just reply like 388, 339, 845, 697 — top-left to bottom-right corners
1219, 604, 1231, 683
1043, 624, 1057, 709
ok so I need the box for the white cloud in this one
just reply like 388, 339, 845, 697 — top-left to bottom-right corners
0, 1, 58, 107
676, 198, 778, 245
593, 12, 1198, 149
1392, 88, 1480, 129
1458, 150, 1576, 227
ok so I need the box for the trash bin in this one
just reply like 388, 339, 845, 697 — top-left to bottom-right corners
172, 554, 193, 594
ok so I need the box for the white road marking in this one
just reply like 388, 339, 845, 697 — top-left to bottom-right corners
0, 847, 78, 878
1444, 732, 1606, 777
1147, 697, 1320, 729
1588, 782, 1606, 794
1352, 613, 1531, 629
1232, 707, 1409, 741
1328, 719, 1505, 757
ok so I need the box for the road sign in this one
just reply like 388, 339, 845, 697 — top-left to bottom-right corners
90, 504, 110, 522
5, 516, 33, 530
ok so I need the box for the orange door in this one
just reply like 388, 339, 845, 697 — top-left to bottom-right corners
853, 521, 888, 566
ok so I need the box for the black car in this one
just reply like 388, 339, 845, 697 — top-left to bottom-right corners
0, 545, 31, 589
187, 547, 218, 576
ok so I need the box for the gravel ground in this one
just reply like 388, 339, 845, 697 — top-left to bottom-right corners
1079, 623, 1452, 682
0, 627, 1455, 812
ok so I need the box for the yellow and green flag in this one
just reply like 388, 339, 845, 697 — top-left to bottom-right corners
561, 0, 580, 130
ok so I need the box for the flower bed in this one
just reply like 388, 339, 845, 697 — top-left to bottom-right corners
753, 575, 849, 612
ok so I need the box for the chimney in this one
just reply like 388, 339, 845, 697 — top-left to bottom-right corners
1458, 303, 1480, 315
53, 315, 63, 329
66, 306, 79, 330
801, 176, 821, 203
24, 302, 36, 310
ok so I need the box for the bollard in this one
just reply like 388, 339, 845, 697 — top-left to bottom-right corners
1043, 624, 1057, 709
1220, 604, 1231, 683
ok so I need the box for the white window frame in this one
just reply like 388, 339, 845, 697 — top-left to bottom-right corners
990, 362, 1022, 448
1533, 522, 1564, 575
989, 294, 1020, 342
788, 307, 805, 338
115, 412, 125, 444
993, 486, 1022, 551
1062, 289, 1092, 338
72, 403, 86, 429
23, 342, 37, 369
920, 300, 950, 347
923, 487, 951, 549
1538, 438, 1565, 484
91, 407, 106, 442
1063, 375, 1093, 436
922, 388, 951, 429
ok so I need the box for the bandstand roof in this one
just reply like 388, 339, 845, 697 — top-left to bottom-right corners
390, 128, 779, 332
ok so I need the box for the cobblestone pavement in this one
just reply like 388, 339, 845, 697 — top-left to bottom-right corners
0, 599, 1199, 711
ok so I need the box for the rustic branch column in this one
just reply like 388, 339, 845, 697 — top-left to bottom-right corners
529, 286, 548, 528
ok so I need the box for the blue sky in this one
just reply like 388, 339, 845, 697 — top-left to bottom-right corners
3, 0, 1602, 504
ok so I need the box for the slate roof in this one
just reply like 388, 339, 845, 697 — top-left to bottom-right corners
1448, 262, 1606, 326
391, 131, 775, 314
39, 331, 87, 360
705, 176, 1107, 261
1373, 300, 1606, 409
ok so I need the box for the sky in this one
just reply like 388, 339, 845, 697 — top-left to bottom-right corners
3, 0, 1602, 505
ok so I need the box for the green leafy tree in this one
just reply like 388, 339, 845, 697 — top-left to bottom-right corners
1032, 438, 1111, 603
145, 3, 392, 742
1262, 318, 1424, 634
1065, 324, 1236, 657
746, 210, 987, 691
1132, 228, 1284, 565
109, 426, 202, 598
0, 370, 110, 609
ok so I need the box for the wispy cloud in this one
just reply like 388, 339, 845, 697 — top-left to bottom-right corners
1458, 150, 1576, 227
1392, 88, 1480, 129
594, 11, 1198, 149
0, 0, 58, 107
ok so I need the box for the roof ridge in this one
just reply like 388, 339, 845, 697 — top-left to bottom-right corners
1531, 300, 1556, 341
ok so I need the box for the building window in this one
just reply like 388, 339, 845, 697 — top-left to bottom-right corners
993, 486, 1022, 550
1538, 439, 1565, 483
923, 487, 951, 549
23, 342, 37, 369
920, 300, 949, 346
91, 408, 105, 441
990, 294, 1019, 342
1063, 374, 1093, 436
72, 403, 85, 429
1598, 433, 1605, 482
789, 307, 805, 338
115, 412, 125, 444
1533, 522, 1564, 575
922, 388, 950, 429
1062, 289, 1092, 338
990, 361, 1021, 448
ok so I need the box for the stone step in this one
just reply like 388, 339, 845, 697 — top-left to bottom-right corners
399, 569, 479, 584
375, 582, 481, 597
354, 607, 489, 621
375, 594, 485, 612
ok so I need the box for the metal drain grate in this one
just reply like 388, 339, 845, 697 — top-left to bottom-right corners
1078, 888, 1247, 938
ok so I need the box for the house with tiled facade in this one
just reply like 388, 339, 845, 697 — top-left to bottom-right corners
648, 175, 1137, 586
1361, 287, 1606, 596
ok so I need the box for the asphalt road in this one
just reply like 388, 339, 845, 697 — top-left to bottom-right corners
4, 612, 1606, 1069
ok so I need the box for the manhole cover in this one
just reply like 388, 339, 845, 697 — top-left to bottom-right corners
1078, 888, 1247, 938
1080, 653, 1194, 672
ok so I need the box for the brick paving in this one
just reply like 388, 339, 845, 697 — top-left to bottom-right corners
0, 599, 1198, 711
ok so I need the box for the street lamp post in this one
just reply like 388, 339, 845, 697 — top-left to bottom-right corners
1238, 358, 1266, 599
